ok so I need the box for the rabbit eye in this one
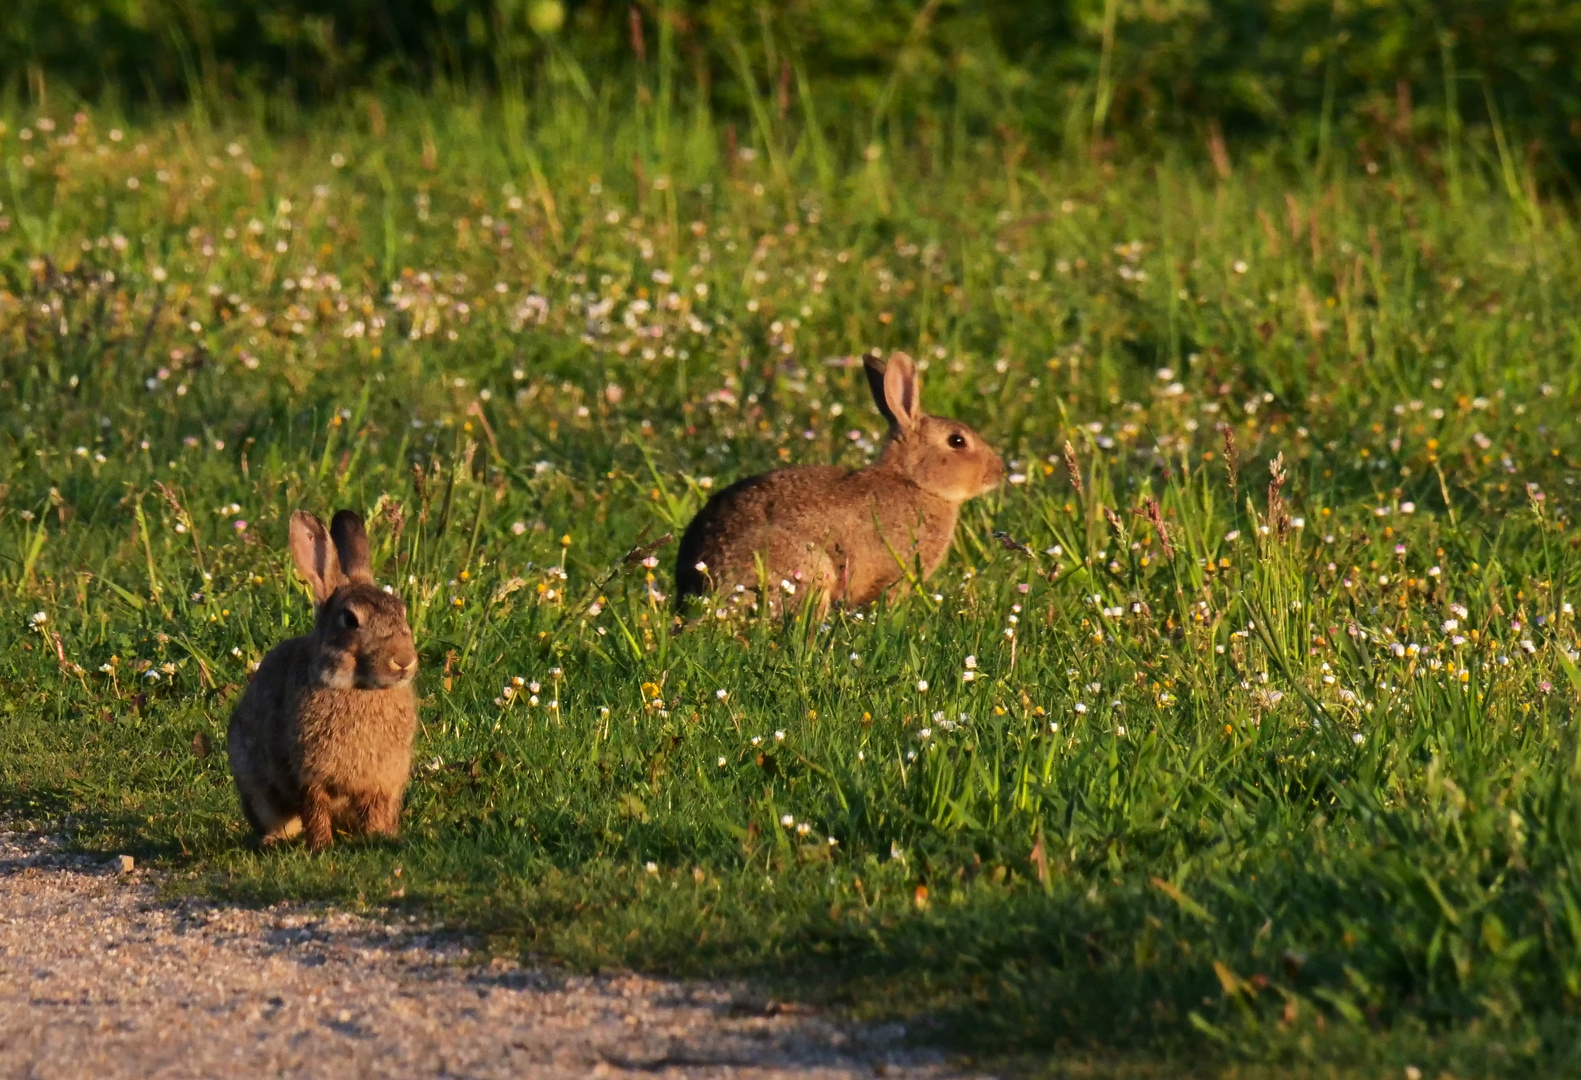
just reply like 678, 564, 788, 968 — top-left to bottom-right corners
339, 608, 360, 630
947, 433, 968, 449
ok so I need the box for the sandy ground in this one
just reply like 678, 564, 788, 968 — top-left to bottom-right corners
0, 830, 971, 1079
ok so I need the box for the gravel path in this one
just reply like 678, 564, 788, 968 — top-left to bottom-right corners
0, 831, 968, 1079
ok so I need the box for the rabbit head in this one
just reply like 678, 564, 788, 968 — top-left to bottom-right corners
865, 351, 1004, 504
288, 509, 417, 691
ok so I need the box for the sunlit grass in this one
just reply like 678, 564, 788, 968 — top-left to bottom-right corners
1, 86, 1580, 1077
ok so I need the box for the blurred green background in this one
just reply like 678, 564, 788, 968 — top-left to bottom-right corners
6, 1, 1579, 165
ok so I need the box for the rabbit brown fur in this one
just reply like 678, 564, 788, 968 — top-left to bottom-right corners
676, 351, 1003, 613
227, 509, 418, 851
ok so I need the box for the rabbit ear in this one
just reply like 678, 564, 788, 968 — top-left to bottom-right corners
863, 352, 895, 427
289, 511, 345, 603
870, 351, 921, 434
330, 510, 374, 585
865, 350, 923, 434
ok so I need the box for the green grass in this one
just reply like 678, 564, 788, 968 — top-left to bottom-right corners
2, 86, 1581, 1077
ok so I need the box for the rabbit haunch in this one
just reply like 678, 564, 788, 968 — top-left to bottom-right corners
676, 351, 1004, 612
227, 509, 419, 851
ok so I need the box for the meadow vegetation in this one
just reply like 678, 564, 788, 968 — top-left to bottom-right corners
9, 0, 1581, 169
1, 54, 1580, 1077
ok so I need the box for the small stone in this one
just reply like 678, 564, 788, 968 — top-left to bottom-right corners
115, 855, 135, 873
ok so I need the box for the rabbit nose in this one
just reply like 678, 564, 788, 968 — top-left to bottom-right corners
390, 654, 417, 674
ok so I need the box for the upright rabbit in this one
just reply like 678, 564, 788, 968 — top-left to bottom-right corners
676, 351, 1003, 613
227, 509, 418, 851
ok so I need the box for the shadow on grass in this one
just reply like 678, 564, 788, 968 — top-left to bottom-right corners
0, 780, 200, 861
4, 779, 1577, 1079
183, 825, 1567, 1079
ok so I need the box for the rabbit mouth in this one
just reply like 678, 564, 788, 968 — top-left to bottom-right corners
356, 666, 416, 690
982, 459, 1007, 491
366, 654, 419, 689
314, 658, 415, 691
959, 467, 1005, 500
